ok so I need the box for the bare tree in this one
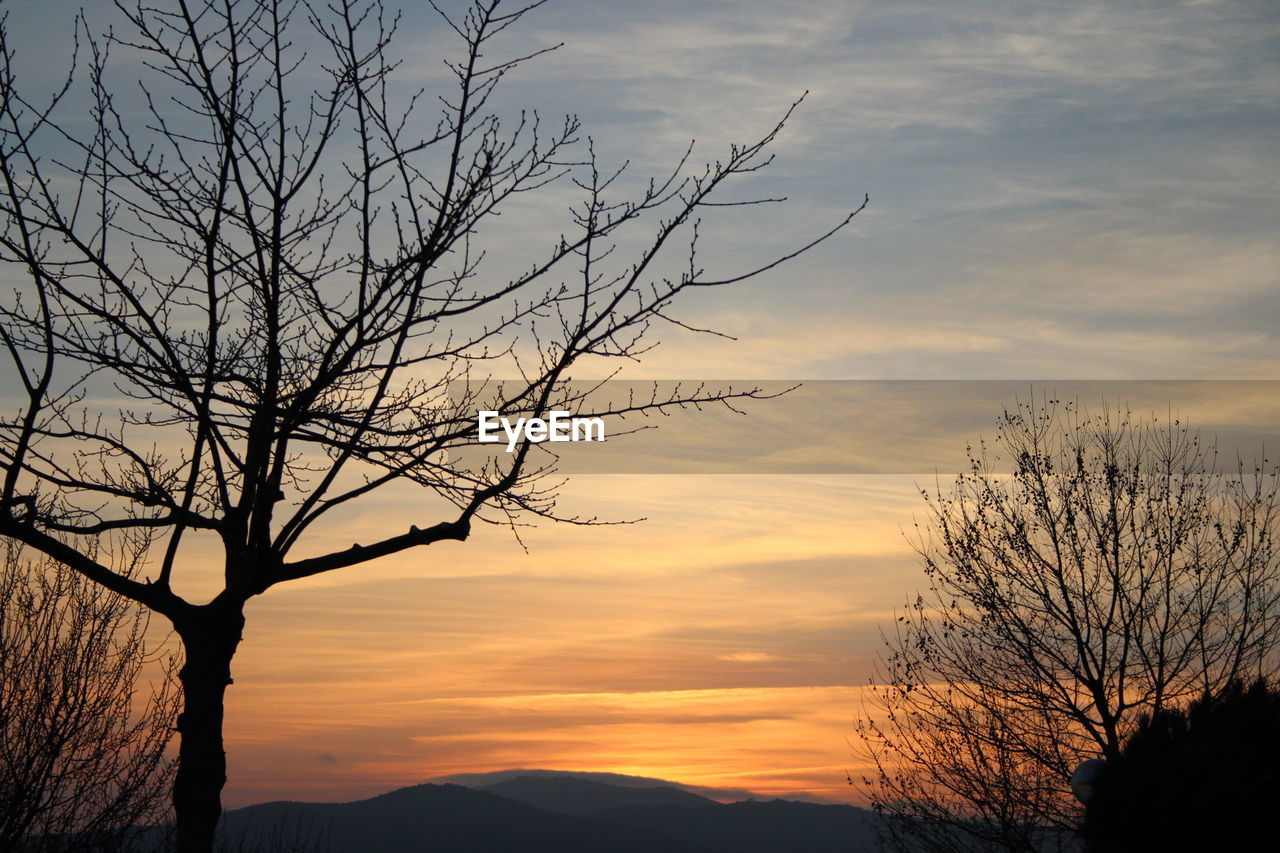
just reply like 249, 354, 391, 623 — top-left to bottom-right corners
853, 399, 1280, 853
0, 0, 861, 850
0, 543, 176, 853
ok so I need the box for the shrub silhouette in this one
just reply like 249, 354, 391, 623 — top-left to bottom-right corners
1082, 677, 1280, 852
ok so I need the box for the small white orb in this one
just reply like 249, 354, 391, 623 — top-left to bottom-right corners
1071, 758, 1107, 804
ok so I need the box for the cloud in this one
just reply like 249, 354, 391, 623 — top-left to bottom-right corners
719, 652, 780, 663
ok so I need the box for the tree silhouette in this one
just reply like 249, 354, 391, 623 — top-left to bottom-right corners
1081, 677, 1280, 853
0, 544, 176, 852
0, 0, 860, 849
853, 399, 1280, 853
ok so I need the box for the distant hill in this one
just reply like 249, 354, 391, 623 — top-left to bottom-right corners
130, 773, 885, 852
207, 783, 715, 853
436, 767, 786, 803
479, 774, 718, 815
472, 774, 883, 851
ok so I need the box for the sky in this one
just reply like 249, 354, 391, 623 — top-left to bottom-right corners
4, 0, 1279, 808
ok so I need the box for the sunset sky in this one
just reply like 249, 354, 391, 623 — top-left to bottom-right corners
5, 0, 1279, 809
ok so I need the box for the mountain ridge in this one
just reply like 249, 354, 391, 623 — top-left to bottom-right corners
133, 772, 883, 852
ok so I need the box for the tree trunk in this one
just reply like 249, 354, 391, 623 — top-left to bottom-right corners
173, 606, 244, 853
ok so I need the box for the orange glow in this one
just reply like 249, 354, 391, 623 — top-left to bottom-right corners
172, 475, 925, 808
